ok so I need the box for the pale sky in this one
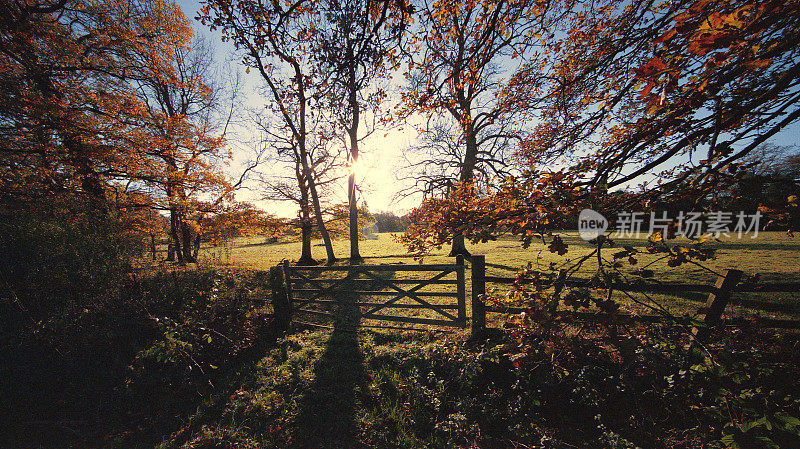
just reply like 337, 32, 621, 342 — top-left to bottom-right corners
179, 1, 424, 219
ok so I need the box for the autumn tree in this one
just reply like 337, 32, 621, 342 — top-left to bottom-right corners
714, 145, 800, 232
0, 1, 256, 265
0, 0, 198, 327
404, 0, 800, 253
372, 210, 408, 232
396, 116, 519, 199
200, 201, 270, 246
400, 0, 556, 256
110, 189, 169, 260
506, 0, 800, 207
131, 35, 240, 264
325, 202, 375, 240
313, 0, 411, 262
200, 0, 338, 265
0, 0, 192, 218
257, 117, 342, 264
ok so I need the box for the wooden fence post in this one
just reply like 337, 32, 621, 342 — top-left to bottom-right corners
269, 262, 293, 332
456, 255, 466, 327
282, 260, 294, 304
548, 269, 568, 315
690, 269, 742, 347
471, 255, 486, 338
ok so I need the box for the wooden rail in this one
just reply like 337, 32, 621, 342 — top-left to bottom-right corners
483, 275, 800, 294
473, 264, 800, 338
280, 257, 468, 329
269, 255, 799, 340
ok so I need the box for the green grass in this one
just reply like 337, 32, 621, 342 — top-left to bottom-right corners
8, 231, 799, 448
148, 328, 502, 449
200, 231, 800, 278
145, 324, 800, 449
198, 231, 800, 324
85, 233, 800, 448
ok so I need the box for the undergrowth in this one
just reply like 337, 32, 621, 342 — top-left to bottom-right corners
1, 268, 273, 448
157, 324, 800, 449
3, 257, 798, 448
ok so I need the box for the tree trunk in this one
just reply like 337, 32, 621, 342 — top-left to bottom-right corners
193, 229, 201, 261
348, 172, 362, 261
449, 124, 477, 257
80, 171, 109, 219
294, 74, 334, 263
306, 167, 337, 264
297, 167, 317, 266
181, 220, 196, 263
166, 177, 185, 263
448, 233, 470, 257
151, 234, 157, 261
167, 240, 176, 261
169, 208, 184, 263
347, 65, 362, 263
62, 134, 108, 221
298, 218, 316, 266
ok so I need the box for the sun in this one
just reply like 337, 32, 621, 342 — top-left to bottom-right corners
348, 155, 364, 176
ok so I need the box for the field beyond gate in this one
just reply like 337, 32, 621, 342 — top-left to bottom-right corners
284, 259, 467, 330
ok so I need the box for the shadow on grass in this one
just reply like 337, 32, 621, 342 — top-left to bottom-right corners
485, 261, 521, 272
291, 270, 376, 449
658, 289, 709, 303
363, 253, 419, 260
709, 240, 800, 251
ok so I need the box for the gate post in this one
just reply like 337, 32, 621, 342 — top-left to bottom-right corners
690, 269, 742, 348
456, 255, 466, 326
269, 262, 293, 332
471, 255, 486, 338
282, 260, 294, 303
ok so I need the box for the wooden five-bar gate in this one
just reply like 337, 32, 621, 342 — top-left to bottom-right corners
269, 254, 799, 337
278, 256, 467, 330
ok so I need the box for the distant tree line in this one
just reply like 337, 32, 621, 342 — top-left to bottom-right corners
372, 211, 409, 233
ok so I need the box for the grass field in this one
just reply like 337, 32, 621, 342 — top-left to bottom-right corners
199, 231, 800, 279
194, 231, 800, 327
14, 232, 793, 449
133, 228, 800, 448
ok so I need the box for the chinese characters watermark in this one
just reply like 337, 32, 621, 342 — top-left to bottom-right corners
613, 210, 762, 239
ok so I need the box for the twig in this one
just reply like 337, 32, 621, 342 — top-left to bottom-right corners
562, 248, 599, 276
637, 254, 671, 270
685, 259, 725, 278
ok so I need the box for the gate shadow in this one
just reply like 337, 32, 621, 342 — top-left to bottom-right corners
291, 269, 394, 448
